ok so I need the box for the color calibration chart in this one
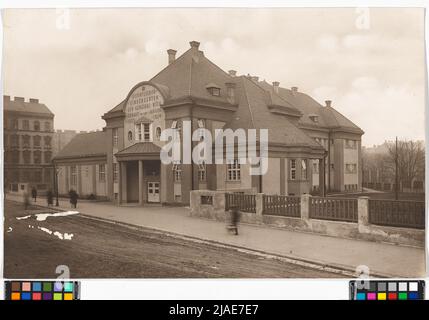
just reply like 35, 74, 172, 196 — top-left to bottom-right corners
350, 280, 425, 300
4, 281, 80, 300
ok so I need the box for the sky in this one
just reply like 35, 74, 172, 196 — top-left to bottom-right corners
2, 7, 426, 147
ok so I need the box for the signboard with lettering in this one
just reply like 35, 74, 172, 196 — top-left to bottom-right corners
123, 84, 165, 148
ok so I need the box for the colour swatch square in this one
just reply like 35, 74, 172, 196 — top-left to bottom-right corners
21, 292, 31, 300
64, 293, 73, 300
11, 292, 20, 300
398, 292, 408, 300
409, 292, 419, 300
54, 293, 63, 300
377, 293, 386, 300
356, 293, 366, 300
399, 282, 407, 291
43, 282, 52, 292
11, 282, 21, 291
388, 293, 397, 300
409, 282, 418, 291
43, 293, 53, 300
64, 282, 74, 292
367, 293, 376, 300
32, 293, 42, 300
32, 282, 42, 292
54, 282, 63, 292
388, 282, 397, 291
377, 283, 386, 291
22, 282, 31, 291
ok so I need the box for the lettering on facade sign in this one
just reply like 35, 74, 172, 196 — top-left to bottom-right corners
125, 85, 164, 123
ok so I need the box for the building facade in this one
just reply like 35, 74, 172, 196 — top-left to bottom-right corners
4, 95, 55, 195
53, 41, 364, 204
52, 129, 86, 157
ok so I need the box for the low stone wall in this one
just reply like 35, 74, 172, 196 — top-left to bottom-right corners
190, 190, 425, 248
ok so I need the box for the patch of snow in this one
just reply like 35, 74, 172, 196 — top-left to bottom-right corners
37, 226, 74, 240
16, 215, 31, 220
7, 227, 13, 233
35, 211, 79, 221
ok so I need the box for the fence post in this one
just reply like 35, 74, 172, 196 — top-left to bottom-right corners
301, 194, 311, 221
255, 193, 264, 221
189, 190, 201, 216
358, 196, 370, 232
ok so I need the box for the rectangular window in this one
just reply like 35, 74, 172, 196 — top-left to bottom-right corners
227, 159, 241, 181
143, 123, 151, 141
172, 161, 181, 182
113, 163, 118, 182
290, 159, 296, 180
70, 166, 77, 186
345, 139, 357, 149
44, 136, 52, 148
136, 124, 142, 141
33, 151, 41, 164
33, 136, 41, 148
345, 163, 357, 174
301, 159, 308, 180
113, 128, 119, 147
23, 120, 30, 130
99, 164, 106, 182
312, 160, 319, 174
198, 162, 206, 182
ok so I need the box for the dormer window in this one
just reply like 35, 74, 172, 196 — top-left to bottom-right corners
309, 114, 319, 123
206, 83, 221, 96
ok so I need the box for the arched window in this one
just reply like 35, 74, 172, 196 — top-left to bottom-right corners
155, 126, 162, 140
127, 130, 133, 141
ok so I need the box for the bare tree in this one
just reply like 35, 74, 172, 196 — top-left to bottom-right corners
386, 140, 425, 191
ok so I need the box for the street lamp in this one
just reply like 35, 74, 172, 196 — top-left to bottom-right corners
53, 162, 61, 206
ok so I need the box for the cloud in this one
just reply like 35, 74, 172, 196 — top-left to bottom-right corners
2, 8, 425, 147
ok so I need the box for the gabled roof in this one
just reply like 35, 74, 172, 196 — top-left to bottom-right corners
4, 97, 54, 116
53, 131, 107, 160
115, 142, 161, 156
225, 76, 323, 148
258, 81, 363, 133
150, 46, 233, 104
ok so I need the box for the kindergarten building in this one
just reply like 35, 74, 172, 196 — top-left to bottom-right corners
53, 41, 364, 205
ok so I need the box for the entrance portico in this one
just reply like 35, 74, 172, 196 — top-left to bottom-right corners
115, 142, 163, 205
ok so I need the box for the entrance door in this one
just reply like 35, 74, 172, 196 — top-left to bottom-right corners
147, 182, 160, 203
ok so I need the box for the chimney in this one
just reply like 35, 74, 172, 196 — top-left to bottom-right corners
291, 87, 298, 95
189, 41, 200, 50
228, 70, 237, 77
251, 76, 259, 82
325, 100, 332, 108
225, 82, 236, 104
29, 98, 39, 103
3, 95, 10, 102
167, 49, 177, 65
272, 81, 280, 94
14, 97, 25, 102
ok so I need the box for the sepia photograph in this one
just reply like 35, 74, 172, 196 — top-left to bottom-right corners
2, 7, 426, 280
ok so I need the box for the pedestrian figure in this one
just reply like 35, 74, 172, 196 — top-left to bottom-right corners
227, 204, 241, 235
31, 187, 37, 202
47, 189, 54, 207
69, 189, 78, 208
23, 192, 30, 210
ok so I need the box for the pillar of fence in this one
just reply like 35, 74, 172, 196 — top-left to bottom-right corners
301, 194, 311, 221
358, 196, 370, 231
255, 193, 264, 221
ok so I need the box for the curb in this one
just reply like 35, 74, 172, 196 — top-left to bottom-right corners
6, 197, 396, 278
78, 213, 393, 278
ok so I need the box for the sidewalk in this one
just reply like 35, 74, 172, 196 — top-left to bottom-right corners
5, 193, 426, 277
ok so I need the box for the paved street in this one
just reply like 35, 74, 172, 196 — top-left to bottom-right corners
4, 200, 341, 278
5, 193, 426, 278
